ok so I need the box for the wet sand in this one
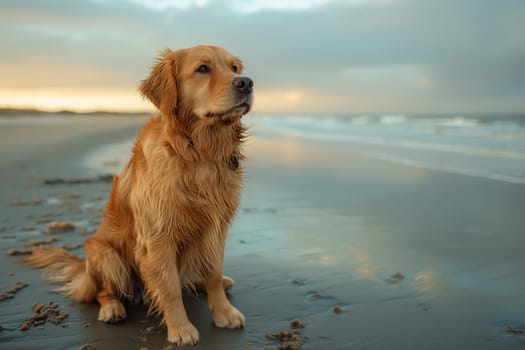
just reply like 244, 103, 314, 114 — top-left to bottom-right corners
1, 115, 525, 349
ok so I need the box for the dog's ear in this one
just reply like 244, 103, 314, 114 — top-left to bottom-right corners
140, 49, 178, 116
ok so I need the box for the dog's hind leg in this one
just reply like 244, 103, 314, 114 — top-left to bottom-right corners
85, 236, 131, 323
96, 289, 127, 323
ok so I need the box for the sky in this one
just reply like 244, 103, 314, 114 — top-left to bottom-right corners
0, 0, 524, 114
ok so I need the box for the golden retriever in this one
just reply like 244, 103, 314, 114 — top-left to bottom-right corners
24, 45, 253, 345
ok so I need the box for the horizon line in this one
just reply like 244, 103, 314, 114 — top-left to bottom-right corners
1, 106, 524, 118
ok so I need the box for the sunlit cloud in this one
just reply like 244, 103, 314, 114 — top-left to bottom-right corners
233, 0, 332, 14
255, 87, 352, 113
283, 90, 304, 104
125, 0, 393, 13
125, 0, 209, 11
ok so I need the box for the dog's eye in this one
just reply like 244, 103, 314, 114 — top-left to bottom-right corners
232, 65, 238, 73
197, 64, 209, 73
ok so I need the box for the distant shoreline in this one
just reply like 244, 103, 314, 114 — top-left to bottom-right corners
0, 107, 153, 117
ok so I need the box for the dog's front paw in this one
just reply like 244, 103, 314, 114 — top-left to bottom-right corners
98, 300, 127, 323
212, 305, 245, 329
167, 322, 199, 345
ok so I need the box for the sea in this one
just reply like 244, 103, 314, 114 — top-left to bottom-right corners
250, 114, 525, 184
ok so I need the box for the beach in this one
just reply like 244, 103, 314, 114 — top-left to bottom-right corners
1, 114, 524, 349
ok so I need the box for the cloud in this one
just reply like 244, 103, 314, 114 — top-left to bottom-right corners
0, 0, 523, 113
125, 0, 392, 13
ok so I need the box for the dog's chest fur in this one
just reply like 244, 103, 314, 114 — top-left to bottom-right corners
128, 128, 242, 240
118, 118, 245, 286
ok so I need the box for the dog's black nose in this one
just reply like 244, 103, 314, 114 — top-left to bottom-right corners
232, 76, 253, 94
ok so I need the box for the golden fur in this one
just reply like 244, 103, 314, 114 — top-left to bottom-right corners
24, 45, 253, 345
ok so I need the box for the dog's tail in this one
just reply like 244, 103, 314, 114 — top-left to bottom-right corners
22, 246, 98, 302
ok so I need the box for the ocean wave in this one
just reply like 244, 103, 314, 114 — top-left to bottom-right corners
250, 114, 525, 184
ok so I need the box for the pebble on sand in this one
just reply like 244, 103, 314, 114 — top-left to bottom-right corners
506, 326, 525, 334
292, 278, 306, 286
386, 271, 406, 284
333, 305, 343, 314
7, 248, 32, 256
291, 319, 305, 328
25, 236, 58, 247
19, 301, 69, 331
64, 242, 84, 251
266, 327, 305, 350
42, 220, 75, 234
9, 199, 42, 207
392, 272, 405, 280
0, 281, 28, 301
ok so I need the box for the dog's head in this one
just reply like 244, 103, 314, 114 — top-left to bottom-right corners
140, 45, 253, 123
